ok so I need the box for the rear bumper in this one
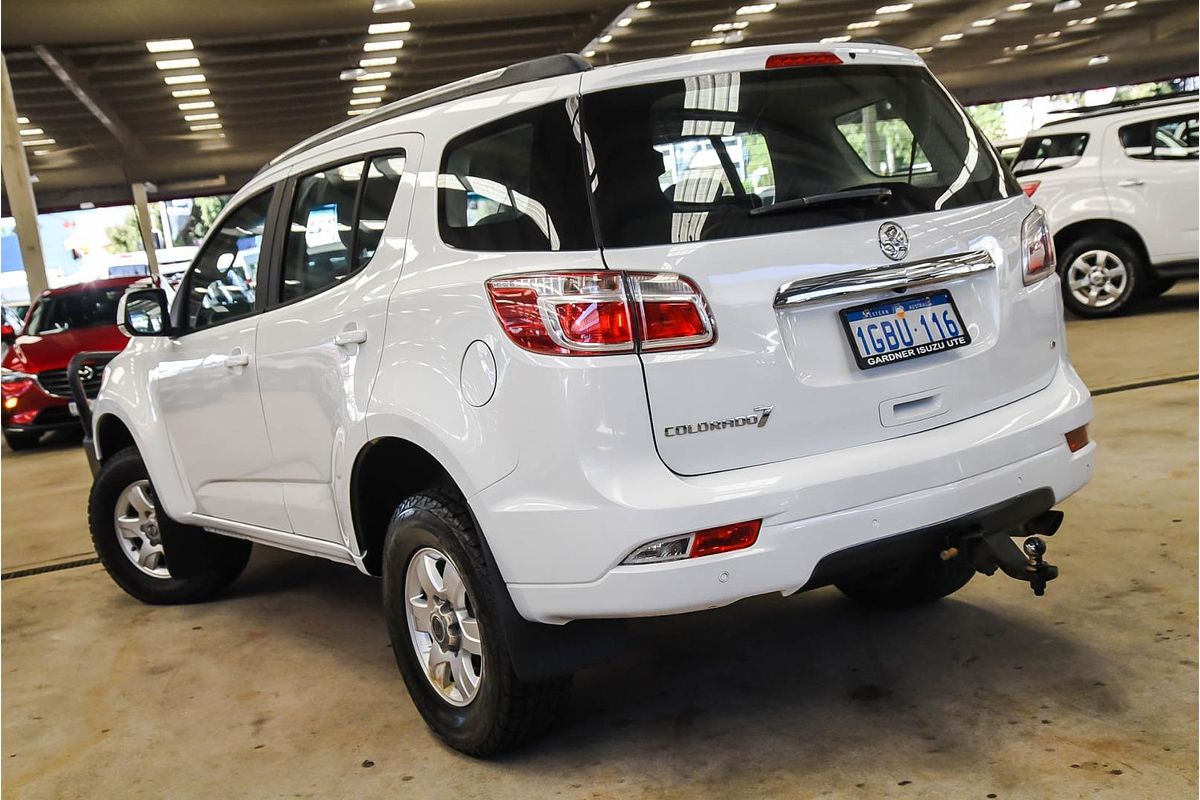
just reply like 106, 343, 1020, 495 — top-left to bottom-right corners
487, 358, 1093, 624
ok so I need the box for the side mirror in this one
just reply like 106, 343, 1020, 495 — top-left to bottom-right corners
117, 288, 172, 337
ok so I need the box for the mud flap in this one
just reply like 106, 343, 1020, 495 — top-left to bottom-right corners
154, 498, 252, 579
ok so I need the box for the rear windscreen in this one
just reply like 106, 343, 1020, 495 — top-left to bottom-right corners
579, 65, 1017, 248
1012, 133, 1090, 176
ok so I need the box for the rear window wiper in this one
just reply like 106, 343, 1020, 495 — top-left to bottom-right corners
750, 187, 893, 218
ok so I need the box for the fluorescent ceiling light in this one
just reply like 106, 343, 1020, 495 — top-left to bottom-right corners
372, 0, 414, 11
847, 20, 880, 29
1088, 54, 1110, 65
352, 84, 386, 94
939, 32, 964, 41
368, 21, 411, 34
172, 88, 210, 97
164, 73, 205, 84
972, 18, 996, 26
156, 57, 200, 70
736, 3, 776, 15
876, 3, 911, 13
190, 123, 222, 131
1007, 2, 1032, 9
357, 71, 391, 81
1080, 16, 1097, 23
913, 46, 933, 53
713, 21, 749, 31
363, 39, 404, 51
360, 56, 397, 67
22, 138, 55, 146
691, 36, 725, 47
33, 150, 50, 156
348, 108, 372, 116
19, 128, 43, 136
184, 112, 219, 121
636, 1, 651, 8
599, 33, 613, 43
16, 116, 29, 124
616, 16, 633, 27
350, 96, 383, 105
1014, 43, 1029, 50
583, 50, 597, 58
820, 35, 852, 43
146, 39, 193, 53
1116, 1, 1137, 8
178, 100, 215, 110
1053, 0, 1081, 10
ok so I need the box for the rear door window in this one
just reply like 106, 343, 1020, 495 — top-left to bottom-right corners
437, 101, 595, 252
1119, 114, 1199, 160
1011, 133, 1089, 176
580, 64, 1015, 248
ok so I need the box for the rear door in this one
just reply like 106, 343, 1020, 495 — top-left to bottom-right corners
580, 46, 1059, 476
254, 138, 420, 543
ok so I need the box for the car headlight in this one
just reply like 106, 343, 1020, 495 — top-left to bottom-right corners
1, 368, 36, 384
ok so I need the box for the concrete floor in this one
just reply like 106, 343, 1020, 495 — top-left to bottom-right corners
2, 287, 1196, 800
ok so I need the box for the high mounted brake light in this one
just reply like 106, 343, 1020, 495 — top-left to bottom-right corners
765, 52, 843, 69
486, 271, 715, 356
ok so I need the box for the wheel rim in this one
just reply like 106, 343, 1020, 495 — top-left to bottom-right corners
403, 546, 484, 707
113, 479, 171, 579
1066, 249, 1129, 309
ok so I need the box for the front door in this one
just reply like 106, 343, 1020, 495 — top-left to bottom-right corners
155, 187, 289, 531
255, 139, 420, 543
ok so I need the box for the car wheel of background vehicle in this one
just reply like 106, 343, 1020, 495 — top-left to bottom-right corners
835, 550, 976, 610
382, 489, 571, 757
88, 446, 251, 605
1059, 236, 1144, 318
3, 430, 41, 451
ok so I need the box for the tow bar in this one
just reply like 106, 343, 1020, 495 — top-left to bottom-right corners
948, 510, 1064, 596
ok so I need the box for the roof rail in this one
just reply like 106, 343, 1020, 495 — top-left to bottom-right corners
265, 53, 591, 170
1041, 90, 1197, 128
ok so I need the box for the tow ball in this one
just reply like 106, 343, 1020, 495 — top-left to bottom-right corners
952, 510, 1063, 597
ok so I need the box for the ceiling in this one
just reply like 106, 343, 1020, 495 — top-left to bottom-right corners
2, 0, 1195, 211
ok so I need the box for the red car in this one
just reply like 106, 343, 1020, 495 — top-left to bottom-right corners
2, 278, 137, 450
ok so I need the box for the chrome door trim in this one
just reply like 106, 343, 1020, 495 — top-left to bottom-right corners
773, 250, 996, 309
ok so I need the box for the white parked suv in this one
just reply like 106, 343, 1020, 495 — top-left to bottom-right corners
1013, 93, 1198, 317
81, 45, 1094, 756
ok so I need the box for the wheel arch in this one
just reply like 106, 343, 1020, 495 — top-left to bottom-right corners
94, 412, 136, 463
1053, 219, 1149, 270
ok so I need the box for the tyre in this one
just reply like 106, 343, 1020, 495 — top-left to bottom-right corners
88, 446, 251, 605
382, 489, 570, 757
835, 550, 976, 610
1059, 236, 1145, 318
3, 430, 41, 451
1147, 277, 1176, 297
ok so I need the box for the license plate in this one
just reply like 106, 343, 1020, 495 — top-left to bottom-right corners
840, 290, 970, 370
68, 401, 79, 417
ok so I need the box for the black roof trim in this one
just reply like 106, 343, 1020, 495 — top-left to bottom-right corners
262, 53, 591, 172
1042, 91, 1197, 128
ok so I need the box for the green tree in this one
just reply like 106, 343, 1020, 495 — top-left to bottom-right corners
966, 103, 1007, 142
178, 195, 229, 245
106, 210, 143, 254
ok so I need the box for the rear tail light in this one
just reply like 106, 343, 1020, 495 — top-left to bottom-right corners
1065, 424, 1089, 453
1021, 180, 1040, 197
766, 52, 843, 68
1021, 207, 1056, 286
486, 271, 714, 356
621, 520, 762, 565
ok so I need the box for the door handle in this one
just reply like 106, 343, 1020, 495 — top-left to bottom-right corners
222, 353, 250, 369
1117, 179, 1144, 187
334, 329, 368, 347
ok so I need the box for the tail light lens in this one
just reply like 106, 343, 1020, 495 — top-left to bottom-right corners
486, 271, 714, 356
1021, 180, 1040, 197
621, 520, 762, 565
1021, 207, 1056, 286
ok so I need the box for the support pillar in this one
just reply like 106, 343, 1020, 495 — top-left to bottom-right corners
130, 181, 160, 280
0, 53, 49, 299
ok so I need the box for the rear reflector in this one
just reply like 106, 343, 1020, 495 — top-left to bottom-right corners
765, 52, 843, 69
1021, 181, 1040, 197
690, 520, 762, 558
1065, 425, 1089, 453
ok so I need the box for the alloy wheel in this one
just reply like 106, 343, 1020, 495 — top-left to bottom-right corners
404, 546, 485, 707
113, 479, 171, 579
1066, 249, 1129, 310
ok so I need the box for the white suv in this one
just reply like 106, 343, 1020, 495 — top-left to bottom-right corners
82, 45, 1094, 756
1014, 93, 1199, 317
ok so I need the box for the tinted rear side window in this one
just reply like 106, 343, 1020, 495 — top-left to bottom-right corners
580, 65, 1015, 248
1012, 133, 1089, 176
438, 101, 595, 251
1119, 114, 1199, 160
